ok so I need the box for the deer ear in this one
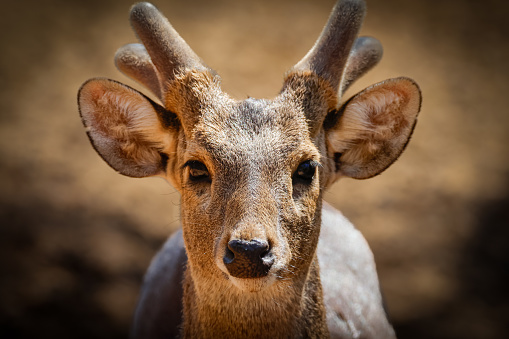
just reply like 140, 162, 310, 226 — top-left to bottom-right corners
78, 78, 177, 178
325, 77, 421, 180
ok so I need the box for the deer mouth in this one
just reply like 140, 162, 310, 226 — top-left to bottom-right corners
227, 274, 278, 293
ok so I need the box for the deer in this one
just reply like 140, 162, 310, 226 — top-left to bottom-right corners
77, 0, 421, 337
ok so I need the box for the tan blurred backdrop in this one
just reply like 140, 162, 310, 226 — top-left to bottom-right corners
1, 0, 508, 338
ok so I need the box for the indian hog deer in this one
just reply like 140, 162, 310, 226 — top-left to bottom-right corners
78, 0, 421, 338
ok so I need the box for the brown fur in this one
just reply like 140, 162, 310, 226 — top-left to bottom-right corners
78, 1, 421, 338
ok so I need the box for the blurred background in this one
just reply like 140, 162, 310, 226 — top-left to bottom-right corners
1, 0, 508, 338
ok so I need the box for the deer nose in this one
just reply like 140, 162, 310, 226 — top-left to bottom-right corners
223, 239, 274, 279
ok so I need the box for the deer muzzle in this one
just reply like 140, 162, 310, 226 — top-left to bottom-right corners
223, 239, 275, 279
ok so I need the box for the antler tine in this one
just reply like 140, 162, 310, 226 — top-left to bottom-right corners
293, 0, 366, 91
115, 43, 163, 100
129, 3, 205, 88
340, 36, 383, 94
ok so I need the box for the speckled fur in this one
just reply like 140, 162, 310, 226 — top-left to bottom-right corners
77, 1, 421, 338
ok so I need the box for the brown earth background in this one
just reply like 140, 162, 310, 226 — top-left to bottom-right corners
1, 0, 508, 338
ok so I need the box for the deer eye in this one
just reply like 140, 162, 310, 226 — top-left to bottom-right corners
185, 161, 210, 182
293, 160, 318, 183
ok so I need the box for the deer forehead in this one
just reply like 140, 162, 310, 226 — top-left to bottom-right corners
186, 97, 320, 171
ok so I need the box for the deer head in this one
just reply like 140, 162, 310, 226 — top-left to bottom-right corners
78, 0, 420, 301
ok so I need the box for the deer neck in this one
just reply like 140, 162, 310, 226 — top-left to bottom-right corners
181, 255, 329, 338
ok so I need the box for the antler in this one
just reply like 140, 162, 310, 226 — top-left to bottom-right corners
292, 0, 382, 95
293, 0, 366, 90
341, 36, 383, 94
115, 2, 207, 101
115, 43, 162, 99
116, 1, 381, 108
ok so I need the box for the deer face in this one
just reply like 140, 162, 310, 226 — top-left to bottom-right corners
166, 73, 333, 292
78, 1, 421, 293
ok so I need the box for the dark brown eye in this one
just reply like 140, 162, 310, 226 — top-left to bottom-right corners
294, 160, 318, 183
185, 161, 210, 182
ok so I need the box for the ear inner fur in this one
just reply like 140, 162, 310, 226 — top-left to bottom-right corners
325, 77, 421, 180
78, 78, 178, 177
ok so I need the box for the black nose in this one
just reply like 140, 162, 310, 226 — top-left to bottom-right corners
223, 239, 274, 279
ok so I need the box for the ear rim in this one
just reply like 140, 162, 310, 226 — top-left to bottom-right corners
78, 77, 177, 178
326, 76, 422, 180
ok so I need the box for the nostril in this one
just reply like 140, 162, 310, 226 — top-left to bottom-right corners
260, 247, 269, 259
259, 246, 273, 262
224, 246, 235, 265
260, 248, 274, 260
